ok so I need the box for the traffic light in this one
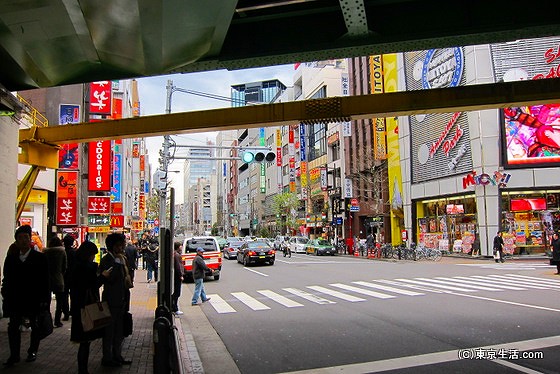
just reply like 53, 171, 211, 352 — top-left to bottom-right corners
240, 149, 276, 163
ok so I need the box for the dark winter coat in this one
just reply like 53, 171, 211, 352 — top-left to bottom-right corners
493, 235, 504, 251
44, 245, 67, 293
192, 253, 210, 280
174, 251, 184, 279
69, 258, 105, 343
1, 243, 50, 317
551, 237, 560, 262
99, 250, 127, 309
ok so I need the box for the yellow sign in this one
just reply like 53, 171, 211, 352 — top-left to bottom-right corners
88, 226, 110, 233
28, 189, 48, 204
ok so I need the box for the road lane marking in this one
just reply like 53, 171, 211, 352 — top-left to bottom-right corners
257, 290, 304, 308
330, 283, 396, 299
206, 294, 236, 314
231, 292, 271, 311
445, 291, 560, 312
427, 277, 504, 291
470, 275, 549, 289
353, 281, 424, 296
500, 274, 560, 288
396, 278, 475, 292
282, 335, 560, 373
376, 279, 445, 293
243, 268, 269, 277
283, 288, 336, 304
452, 276, 526, 290
307, 285, 367, 302
506, 273, 560, 284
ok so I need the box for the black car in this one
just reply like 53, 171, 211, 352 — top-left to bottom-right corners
236, 241, 276, 266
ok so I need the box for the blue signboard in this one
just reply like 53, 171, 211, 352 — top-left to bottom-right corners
300, 124, 306, 161
110, 153, 122, 202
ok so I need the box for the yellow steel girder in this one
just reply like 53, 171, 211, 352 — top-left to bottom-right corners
16, 165, 42, 223
18, 78, 560, 145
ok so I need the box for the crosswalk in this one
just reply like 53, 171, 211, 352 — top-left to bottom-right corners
204, 274, 560, 314
457, 262, 554, 270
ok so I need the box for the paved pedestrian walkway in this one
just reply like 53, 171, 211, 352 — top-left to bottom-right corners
0, 269, 202, 374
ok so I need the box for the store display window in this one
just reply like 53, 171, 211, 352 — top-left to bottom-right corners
416, 195, 477, 253
501, 190, 560, 254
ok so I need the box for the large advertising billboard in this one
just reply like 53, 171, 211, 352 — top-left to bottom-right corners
404, 48, 473, 183
491, 36, 560, 168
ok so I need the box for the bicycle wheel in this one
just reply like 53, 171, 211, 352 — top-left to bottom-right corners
431, 249, 442, 261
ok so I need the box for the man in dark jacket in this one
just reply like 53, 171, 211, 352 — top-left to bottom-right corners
493, 231, 505, 263
43, 235, 67, 327
191, 247, 211, 306
62, 234, 77, 321
124, 240, 138, 285
172, 242, 185, 314
98, 233, 131, 367
1, 225, 51, 367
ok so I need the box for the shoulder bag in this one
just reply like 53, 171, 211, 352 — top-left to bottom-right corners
81, 290, 112, 332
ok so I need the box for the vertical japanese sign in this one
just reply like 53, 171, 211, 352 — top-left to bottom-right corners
89, 81, 112, 115
58, 104, 80, 169
260, 128, 266, 193
132, 187, 140, 217
111, 150, 122, 202
320, 167, 328, 191
289, 126, 296, 192
370, 55, 387, 160
56, 171, 78, 226
277, 129, 282, 190
88, 140, 111, 191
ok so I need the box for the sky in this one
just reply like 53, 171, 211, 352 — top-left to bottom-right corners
137, 64, 297, 203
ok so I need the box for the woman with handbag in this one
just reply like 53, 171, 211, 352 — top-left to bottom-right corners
69, 241, 112, 374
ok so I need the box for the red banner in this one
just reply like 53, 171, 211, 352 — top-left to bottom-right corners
58, 143, 79, 169
57, 170, 78, 198
89, 81, 112, 115
110, 215, 125, 228
88, 140, 111, 191
87, 196, 111, 214
139, 194, 146, 211
57, 197, 77, 226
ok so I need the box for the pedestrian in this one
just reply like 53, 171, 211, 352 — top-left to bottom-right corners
145, 238, 158, 283
70, 241, 112, 374
493, 231, 505, 263
43, 235, 67, 328
366, 232, 375, 256
172, 242, 185, 315
98, 233, 132, 367
550, 232, 560, 275
191, 247, 211, 306
1, 224, 51, 367
124, 239, 138, 285
62, 234, 77, 321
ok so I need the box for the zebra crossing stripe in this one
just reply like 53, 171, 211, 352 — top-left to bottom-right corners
499, 274, 560, 289
330, 283, 396, 299
376, 279, 445, 293
307, 285, 366, 302
257, 290, 304, 308
352, 281, 424, 296
207, 294, 236, 314
397, 278, 475, 292
283, 288, 336, 304
231, 292, 271, 311
470, 275, 549, 289
452, 276, 526, 290
430, 277, 504, 291
505, 273, 560, 286
484, 274, 558, 289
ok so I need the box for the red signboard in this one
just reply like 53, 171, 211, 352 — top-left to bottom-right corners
88, 140, 111, 191
111, 202, 123, 214
58, 143, 79, 169
110, 215, 125, 228
57, 171, 78, 198
57, 197, 78, 226
89, 81, 112, 115
87, 196, 111, 214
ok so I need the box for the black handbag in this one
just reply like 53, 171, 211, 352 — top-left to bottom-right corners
123, 312, 133, 337
37, 308, 54, 340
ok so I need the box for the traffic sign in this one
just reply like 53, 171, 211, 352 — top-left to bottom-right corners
154, 219, 160, 226
350, 198, 358, 206
350, 205, 360, 212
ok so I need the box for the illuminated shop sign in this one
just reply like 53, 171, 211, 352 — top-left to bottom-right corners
462, 170, 512, 189
491, 37, 560, 168
422, 48, 464, 89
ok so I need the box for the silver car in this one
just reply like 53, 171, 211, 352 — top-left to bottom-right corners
289, 236, 309, 254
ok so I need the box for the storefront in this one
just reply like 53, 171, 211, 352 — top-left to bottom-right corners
501, 190, 560, 255
415, 194, 478, 254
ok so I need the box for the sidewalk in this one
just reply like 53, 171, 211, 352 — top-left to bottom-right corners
0, 269, 200, 374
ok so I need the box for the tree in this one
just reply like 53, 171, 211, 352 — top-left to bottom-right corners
272, 192, 301, 235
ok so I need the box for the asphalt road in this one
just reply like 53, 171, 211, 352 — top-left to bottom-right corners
183, 254, 560, 374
